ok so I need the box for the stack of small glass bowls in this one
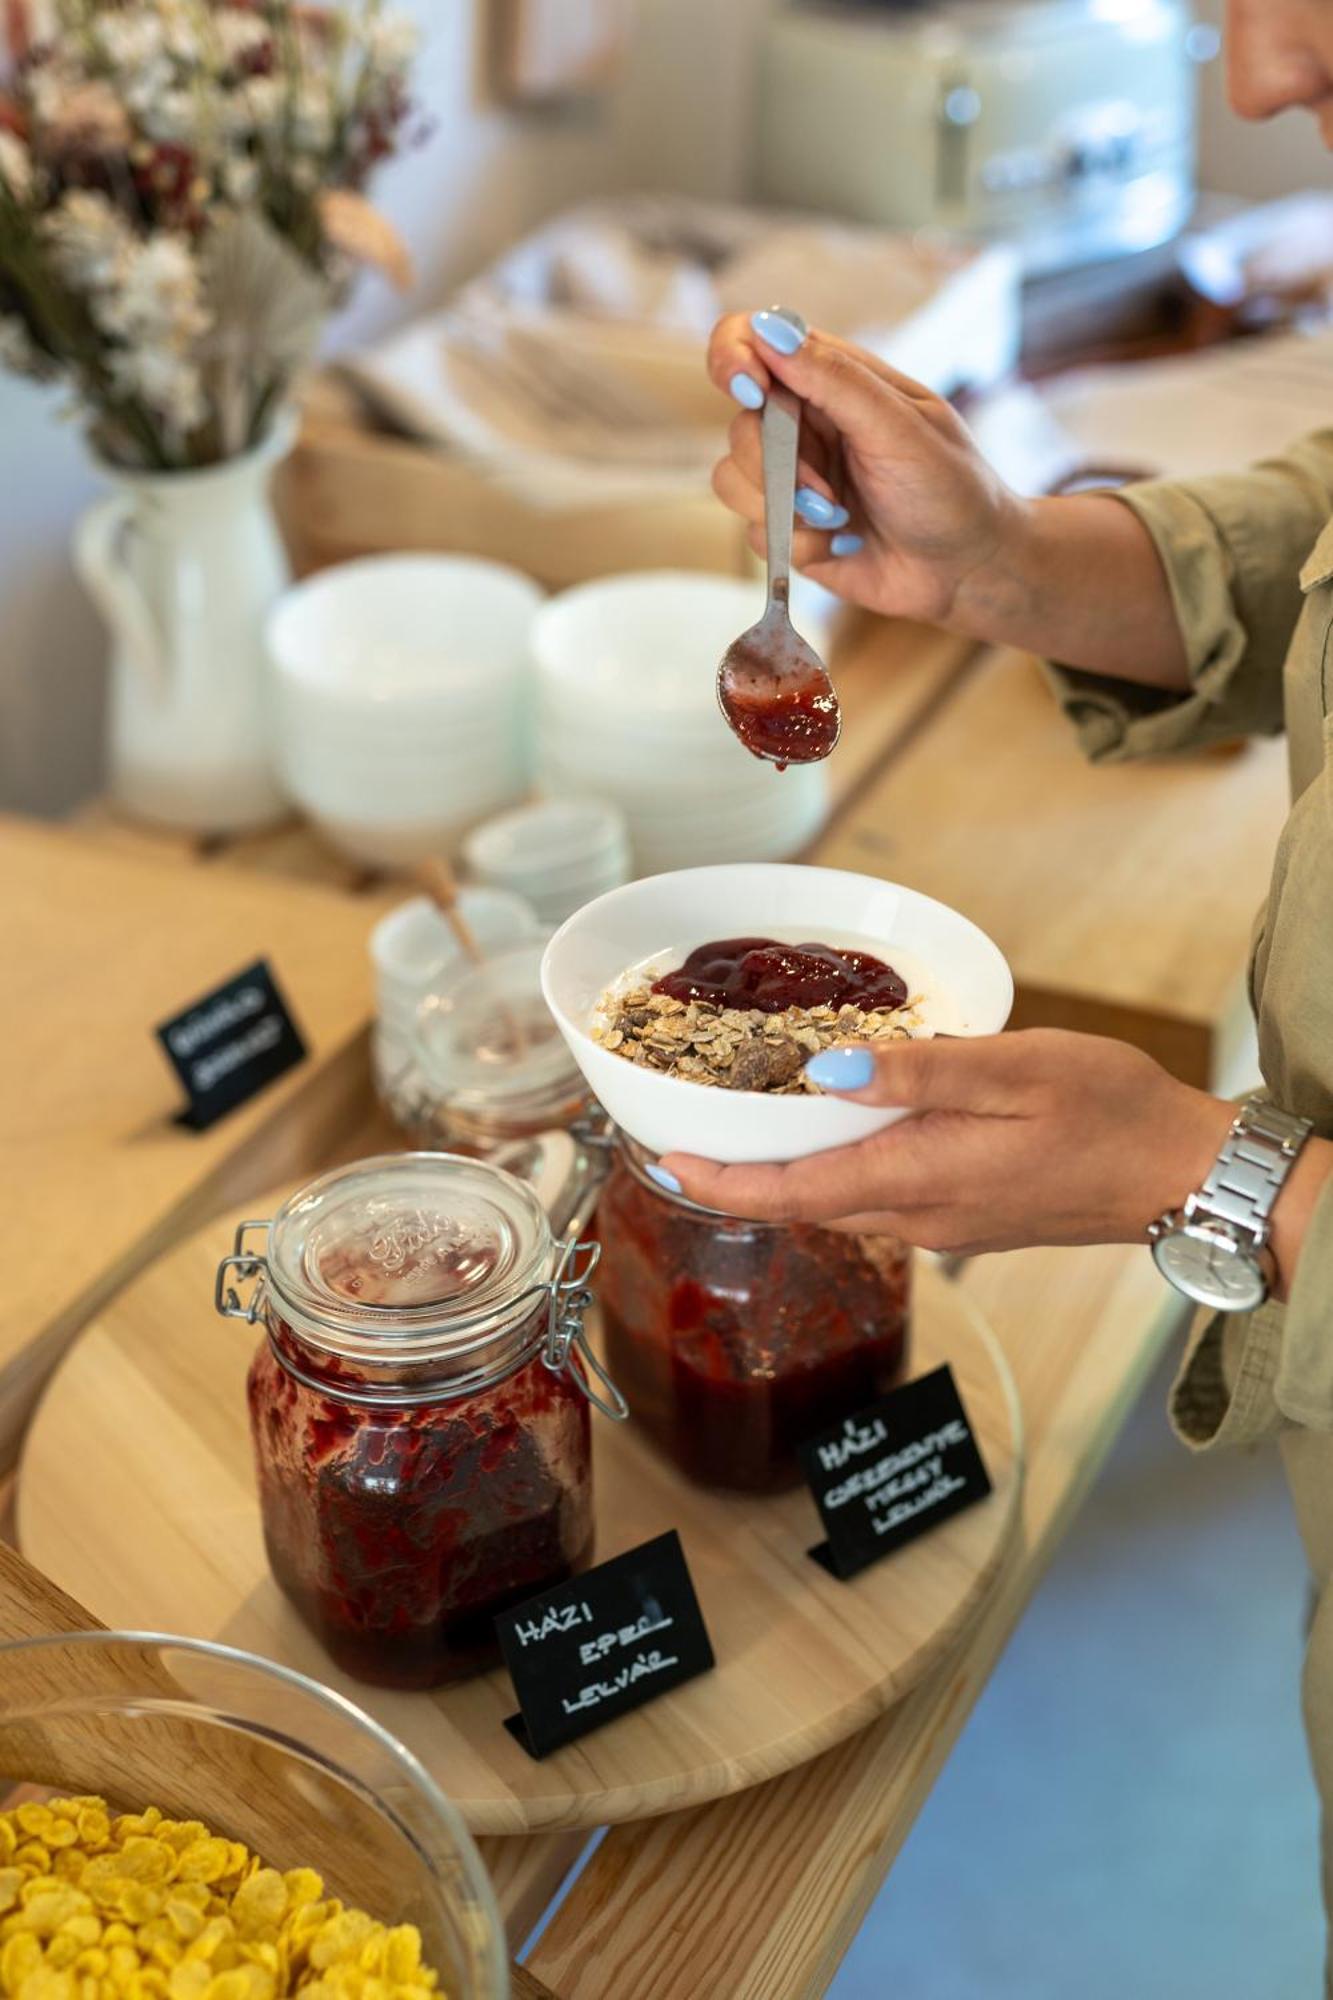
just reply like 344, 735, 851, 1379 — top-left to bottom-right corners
462, 798, 632, 928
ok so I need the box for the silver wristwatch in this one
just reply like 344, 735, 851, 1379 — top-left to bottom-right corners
1148, 1096, 1313, 1312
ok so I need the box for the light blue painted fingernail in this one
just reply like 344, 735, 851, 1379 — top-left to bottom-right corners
805, 1046, 876, 1091
750, 307, 807, 355
645, 1162, 683, 1195
795, 486, 850, 530
729, 371, 765, 410
830, 532, 864, 557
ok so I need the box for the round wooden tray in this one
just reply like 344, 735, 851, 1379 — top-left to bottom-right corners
19, 1197, 1023, 1835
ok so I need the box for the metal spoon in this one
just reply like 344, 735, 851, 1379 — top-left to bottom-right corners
715, 383, 841, 768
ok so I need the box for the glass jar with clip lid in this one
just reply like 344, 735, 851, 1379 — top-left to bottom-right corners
215, 1151, 626, 1690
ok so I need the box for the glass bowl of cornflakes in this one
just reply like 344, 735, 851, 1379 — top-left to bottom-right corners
0, 1632, 508, 1999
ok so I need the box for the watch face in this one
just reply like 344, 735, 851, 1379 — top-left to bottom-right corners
1152, 1224, 1267, 1313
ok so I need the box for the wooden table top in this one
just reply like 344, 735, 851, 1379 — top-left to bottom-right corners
6, 605, 1275, 1994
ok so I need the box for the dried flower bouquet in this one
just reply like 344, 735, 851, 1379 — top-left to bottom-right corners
0, 0, 420, 468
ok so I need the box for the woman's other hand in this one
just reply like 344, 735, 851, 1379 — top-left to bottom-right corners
658, 1028, 1234, 1257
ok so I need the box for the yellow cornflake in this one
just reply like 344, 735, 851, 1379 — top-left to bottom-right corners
72, 1819, 107, 1856
0, 1805, 444, 2000
15, 1967, 75, 2000
1, 1935, 42, 1988
228, 1881, 284, 1947
171, 1852, 228, 1894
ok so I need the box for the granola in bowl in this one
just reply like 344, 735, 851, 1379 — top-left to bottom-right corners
592, 935, 930, 1095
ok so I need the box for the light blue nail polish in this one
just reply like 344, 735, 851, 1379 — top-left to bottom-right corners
646, 1162, 683, 1195
795, 486, 850, 531
830, 532, 864, 557
729, 371, 765, 411
750, 307, 807, 355
805, 1046, 876, 1091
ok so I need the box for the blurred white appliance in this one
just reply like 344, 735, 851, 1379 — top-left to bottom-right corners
755, 0, 1207, 275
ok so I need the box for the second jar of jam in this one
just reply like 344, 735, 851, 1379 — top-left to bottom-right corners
215, 1153, 622, 1690
596, 1136, 911, 1492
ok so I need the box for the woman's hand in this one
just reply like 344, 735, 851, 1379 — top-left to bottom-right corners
707, 307, 1028, 633
707, 308, 1191, 691
658, 1029, 1235, 1257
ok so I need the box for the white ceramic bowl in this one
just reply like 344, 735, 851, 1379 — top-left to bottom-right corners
269, 555, 542, 865
268, 553, 543, 706
531, 570, 831, 724
541, 863, 1013, 1164
278, 712, 520, 756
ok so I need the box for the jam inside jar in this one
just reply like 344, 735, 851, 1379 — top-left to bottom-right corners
597, 1139, 911, 1492
217, 1154, 608, 1690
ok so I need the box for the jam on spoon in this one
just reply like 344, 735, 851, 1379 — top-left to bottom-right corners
716, 384, 841, 770
653, 936, 908, 1015
718, 625, 841, 767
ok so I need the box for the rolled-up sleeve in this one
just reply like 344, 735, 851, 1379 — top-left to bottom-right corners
1274, 1174, 1333, 1430
1170, 1300, 1285, 1452
1045, 431, 1333, 762
1168, 1173, 1333, 1449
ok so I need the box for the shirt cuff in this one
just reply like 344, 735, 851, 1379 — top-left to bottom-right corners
1169, 1301, 1286, 1452
1043, 481, 1287, 764
1274, 1169, 1333, 1430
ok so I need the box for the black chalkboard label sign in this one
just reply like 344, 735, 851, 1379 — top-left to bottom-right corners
497, 1531, 715, 1760
801, 1364, 992, 1582
156, 958, 307, 1131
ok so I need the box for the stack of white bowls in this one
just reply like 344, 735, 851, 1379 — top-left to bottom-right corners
267, 554, 544, 868
462, 798, 631, 927
531, 571, 831, 873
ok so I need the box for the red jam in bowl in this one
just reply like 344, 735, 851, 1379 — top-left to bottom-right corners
653, 937, 908, 1015
596, 1146, 911, 1492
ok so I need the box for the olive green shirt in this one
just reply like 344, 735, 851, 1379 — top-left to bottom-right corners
1047, 432, 1333, 1452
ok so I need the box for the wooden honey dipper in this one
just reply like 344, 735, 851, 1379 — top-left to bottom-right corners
414, 856, 529, 1057
415, 856, 486, 967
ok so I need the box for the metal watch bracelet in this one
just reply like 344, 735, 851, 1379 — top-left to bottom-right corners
1190, 1097, 1314, 1244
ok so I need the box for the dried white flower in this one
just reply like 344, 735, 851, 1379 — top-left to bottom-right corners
213, 12, 271, 68
359, 14, 419, 70
232, 75, 286, 136
34, 79, 132, 153
156, 0, 205, 66
220, 152, 261, 203
0, 132, 33, 200
93, 11, 166, 75
26, 61, 79, 128
108, 343, 206, 432
291, 78, 335, 150
45, 190, 135, 291
97, 235, 212, 351
0, 314, 53, 380
137, 87, 197, 146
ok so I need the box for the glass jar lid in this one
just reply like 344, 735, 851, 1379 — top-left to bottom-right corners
266, 1152, 552, 1344
412, 944, 582, 1108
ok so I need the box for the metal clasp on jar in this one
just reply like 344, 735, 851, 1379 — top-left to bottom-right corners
542, 1235, 629, 1422
214, 1220, 272, 1323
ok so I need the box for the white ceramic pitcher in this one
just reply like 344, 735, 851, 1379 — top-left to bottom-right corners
75, 414, 296, 833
